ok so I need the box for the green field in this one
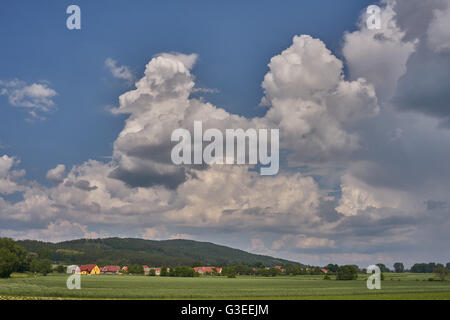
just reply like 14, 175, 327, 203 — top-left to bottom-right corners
1, 273, 449, 300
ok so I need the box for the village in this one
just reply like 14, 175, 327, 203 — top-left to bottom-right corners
66, 264, 330, 276
66, 264, 225, 276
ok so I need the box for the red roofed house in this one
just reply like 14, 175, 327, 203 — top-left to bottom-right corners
193, 267, 222, 274
101, 265, 121, 274
320, 268, 329, 274
78, 264, 101, 275
143, 265, 150, 275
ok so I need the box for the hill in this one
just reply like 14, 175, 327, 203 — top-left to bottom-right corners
17, 237, 299, 267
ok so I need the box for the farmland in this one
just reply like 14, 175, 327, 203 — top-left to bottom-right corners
0, 273, 449, 300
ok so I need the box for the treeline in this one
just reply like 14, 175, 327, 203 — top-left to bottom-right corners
0, 238, 53, 278
363, 262, 450, 273
410, 263, 450, 273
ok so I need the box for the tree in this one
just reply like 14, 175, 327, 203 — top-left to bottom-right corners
160, 266, 169, 276
446, 263, 450, 271
376, 263, 390, 273
127, 264, 144, 274
30, 259, 52, 275
55, 265, 66, 273
393, 262, 404, 273
434, 265, 449, 281
38, 247, 52, 260
268, 267, 282, 277
0, 248, 20, 278
170, 266, 197, 277
191, 261, 202, 267
0, 238, 28, 278
148, 269, 156, 276
411, 263, 438, 273
325, 264, 339, 273
223, 266, 237, 278
336, 265, 358, 280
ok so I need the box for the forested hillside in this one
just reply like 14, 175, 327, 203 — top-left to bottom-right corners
17, 238, 298, 267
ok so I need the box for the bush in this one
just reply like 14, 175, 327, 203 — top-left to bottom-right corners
160, 267, 169, 276
30, 258, 52, 275
323, 275, 331, 280
336, 265, 358, 280
223, 266, 237, 278
54, 265, 66, 273
268, 267, 281, 277
127, 264, 144, 275
170, 266, 197, 277
434, 265, 449, 281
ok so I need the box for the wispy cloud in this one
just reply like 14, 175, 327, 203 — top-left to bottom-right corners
105, 58, 134, 83
0, 79, 57, 120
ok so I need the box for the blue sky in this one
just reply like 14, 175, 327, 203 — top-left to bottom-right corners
1, 0, 449, 267
0, 0, 371, 184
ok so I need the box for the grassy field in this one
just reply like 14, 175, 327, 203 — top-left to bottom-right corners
0, 273, 449, 300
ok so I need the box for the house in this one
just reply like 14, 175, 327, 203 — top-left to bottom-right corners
143, 265, 150, 275
320, 268, 329, 274
147, 267, 162, 276
193, 267, 222, 274
122, 266, 128, 272
101, 265, 121, 274
66, 265, 80, 274
273, 265, 286, 273
78, 264, 101, 275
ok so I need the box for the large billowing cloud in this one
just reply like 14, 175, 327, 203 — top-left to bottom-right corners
342, 0, 417, 101
343, 0, 450, 127
1, 1, 450, 266
427, 1, 450, 53
109, 53, 253, 189
110, 37, 379, 190
262, 35, 379, 163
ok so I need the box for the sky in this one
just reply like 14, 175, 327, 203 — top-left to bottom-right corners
0, 0, 449, 268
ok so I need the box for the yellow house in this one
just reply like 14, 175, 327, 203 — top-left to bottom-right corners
79, 264, 101, 275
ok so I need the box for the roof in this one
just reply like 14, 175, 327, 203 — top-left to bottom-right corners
102, 265, 121, 272
79, 264, 98, 272
194, 267, 219, 273
320, 268, 328, 273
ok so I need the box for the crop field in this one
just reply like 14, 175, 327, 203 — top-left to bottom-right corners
0, 273, 449, 300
